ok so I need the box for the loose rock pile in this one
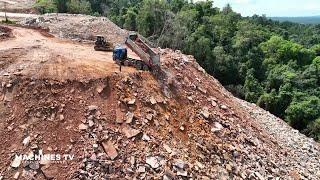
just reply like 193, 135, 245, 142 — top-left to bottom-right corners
237, 99, 320, 179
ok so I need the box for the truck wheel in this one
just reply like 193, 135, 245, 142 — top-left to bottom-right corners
124, 60, 129, 66
136, 61, 142, 70
143, 64, 149, 71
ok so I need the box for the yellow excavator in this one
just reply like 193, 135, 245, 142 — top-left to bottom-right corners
94, 35, 113, 51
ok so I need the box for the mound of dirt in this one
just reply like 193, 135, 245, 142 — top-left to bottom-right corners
21, 14, 128, 45
0, 0, 36, 13
0, 14, 319, 180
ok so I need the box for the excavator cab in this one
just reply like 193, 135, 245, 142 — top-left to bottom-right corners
95, 35, 105, 45
96, 35, 105, 42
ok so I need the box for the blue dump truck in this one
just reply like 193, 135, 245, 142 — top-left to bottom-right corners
111, 32, 160, 71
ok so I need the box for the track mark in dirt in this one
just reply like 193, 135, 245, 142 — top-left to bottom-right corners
0, 48, 26, 70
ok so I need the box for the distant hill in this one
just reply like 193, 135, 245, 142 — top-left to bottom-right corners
270, 16, 320, 24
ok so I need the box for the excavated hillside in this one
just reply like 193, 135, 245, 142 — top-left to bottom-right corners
0, 14, 319, 180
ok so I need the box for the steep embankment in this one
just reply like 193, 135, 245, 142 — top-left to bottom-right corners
0, 14, 319, 180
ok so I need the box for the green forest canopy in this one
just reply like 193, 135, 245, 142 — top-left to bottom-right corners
34, 0, 320, 141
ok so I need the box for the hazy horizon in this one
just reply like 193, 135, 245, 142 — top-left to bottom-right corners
195, 0, 320, 17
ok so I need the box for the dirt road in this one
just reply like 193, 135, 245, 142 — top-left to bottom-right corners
0, 25, 137, 81
0, 11, 37, 18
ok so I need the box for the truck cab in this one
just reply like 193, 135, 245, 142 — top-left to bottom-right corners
112, 46, 127, 62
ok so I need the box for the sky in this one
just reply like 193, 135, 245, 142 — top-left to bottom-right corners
205, 0, 320, 17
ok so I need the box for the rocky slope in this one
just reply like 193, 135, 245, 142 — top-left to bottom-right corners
238, 99, 320, 178
0, 14, 319, 180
